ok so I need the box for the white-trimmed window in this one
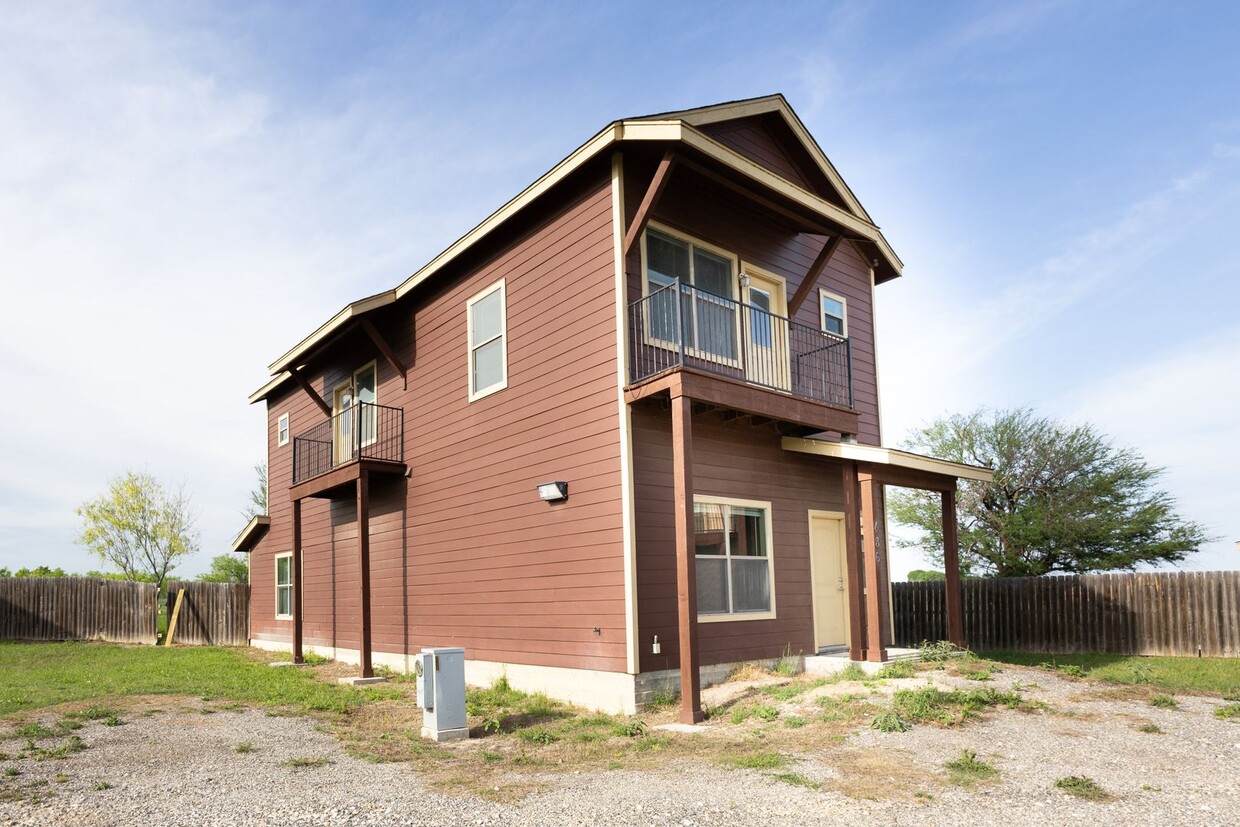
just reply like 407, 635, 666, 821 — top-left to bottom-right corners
277, 413, 290, 447
467, 279, 507, 401
694, 496, 775, 620
643, 225, 739, 361
819, 289, 847, 337
275, 553, 293, 619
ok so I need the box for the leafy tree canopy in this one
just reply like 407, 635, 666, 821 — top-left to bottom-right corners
197, 554, 249, 585
888, 408, 1211, 577
906, 569, 946, 582
75, 471, 198, 592
0, 565, 71, 578
244, 462, 267, 520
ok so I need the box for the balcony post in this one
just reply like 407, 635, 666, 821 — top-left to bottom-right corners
357, 470, 373, 678
671, 389, 703, 723
292, 498, 304, 665
676, 282, 686, 369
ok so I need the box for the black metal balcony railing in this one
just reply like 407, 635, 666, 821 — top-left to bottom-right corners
629, 282, 854, 408
292, 402, 404, 485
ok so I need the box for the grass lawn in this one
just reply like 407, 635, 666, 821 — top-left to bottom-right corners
982, 651, 1240, 697
0, 641, 400, 716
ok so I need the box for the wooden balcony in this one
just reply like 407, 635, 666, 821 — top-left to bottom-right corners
627, 283, 858, 435
290, 402, 405, 499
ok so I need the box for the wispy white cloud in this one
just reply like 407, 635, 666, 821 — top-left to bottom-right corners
1064, 327, 1240, 570
878, 148, 1237, 441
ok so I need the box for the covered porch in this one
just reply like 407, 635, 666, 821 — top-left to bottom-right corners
661, 408, 992, 724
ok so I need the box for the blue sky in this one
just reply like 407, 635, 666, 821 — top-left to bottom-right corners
1, 0, 1236, 579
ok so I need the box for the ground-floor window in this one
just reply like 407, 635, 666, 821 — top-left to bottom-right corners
694, 496, 774, 619
275, 553, 292, 619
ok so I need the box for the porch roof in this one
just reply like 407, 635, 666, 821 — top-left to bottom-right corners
230, 515, 270, 553
780, 438, 994, 484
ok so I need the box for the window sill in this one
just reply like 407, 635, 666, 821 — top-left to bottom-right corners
275, 614, 293, 621
468, 380, 508, 403
698, 611, 776, 623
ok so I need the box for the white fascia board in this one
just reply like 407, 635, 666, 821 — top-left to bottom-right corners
781, 437, 995, 483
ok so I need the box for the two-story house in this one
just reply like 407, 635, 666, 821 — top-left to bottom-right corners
233, 95, 991, 723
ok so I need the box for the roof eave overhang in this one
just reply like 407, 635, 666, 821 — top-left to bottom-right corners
231, 515, 271, 553
253, 112, 904, 402
780, 437, 995, 483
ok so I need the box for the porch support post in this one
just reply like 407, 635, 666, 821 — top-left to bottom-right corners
840, 461, 865, 662
671, 390, 703, 723
941, 487, 966, 648
292, 498, 304, 664
859, 472, 889, 662
357, 471, 374, 678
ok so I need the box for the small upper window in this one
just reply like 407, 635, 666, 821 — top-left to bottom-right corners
467, 280, 507, 401
820, 290, 847, 337
277, 413, 290, 447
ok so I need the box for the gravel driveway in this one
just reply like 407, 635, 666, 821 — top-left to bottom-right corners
1, 665, 1236, 826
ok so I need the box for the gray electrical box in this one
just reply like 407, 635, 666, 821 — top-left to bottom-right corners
417, 647, 468, 741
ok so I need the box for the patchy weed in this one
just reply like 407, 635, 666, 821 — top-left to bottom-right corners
943, 749, 997, 786
1054, 775, 1112, 801
875, 661, 916, 680
720, 751, 789, 770
870, 710, 909, 733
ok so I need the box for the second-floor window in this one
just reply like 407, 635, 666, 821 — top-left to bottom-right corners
467, 279, 507, 401
277, 413, 290, 447
644, 226, 738, 360
820, 289, 847, 337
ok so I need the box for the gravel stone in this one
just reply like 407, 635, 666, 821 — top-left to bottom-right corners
0, 664, 1236, 826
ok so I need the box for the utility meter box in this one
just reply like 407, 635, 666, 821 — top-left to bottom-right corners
417, 647, 467, 742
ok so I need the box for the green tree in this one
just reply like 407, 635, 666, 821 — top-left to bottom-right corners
197, 554, 249, 585
244, 462, 268, 519
75, 471, 198, 592
14, 566, 71, 577
888, 408, 1211, 577
906, 569, 945, 582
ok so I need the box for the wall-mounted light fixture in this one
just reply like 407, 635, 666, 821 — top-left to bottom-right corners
537, 481, 568, 502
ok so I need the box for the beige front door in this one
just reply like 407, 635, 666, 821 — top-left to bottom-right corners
810, 512, 849, 650
742, 267, 790, 391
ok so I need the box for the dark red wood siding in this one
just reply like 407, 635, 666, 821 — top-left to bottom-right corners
250, 170, 628, 672
632, 405, 843, 672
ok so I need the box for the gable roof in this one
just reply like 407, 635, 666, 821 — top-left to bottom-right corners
252, 95, 902, 402
629, 94, 873, 223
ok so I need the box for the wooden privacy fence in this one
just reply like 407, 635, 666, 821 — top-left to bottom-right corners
164, 581, 249, 646
892, 571, 1240, 657
0, 577, 157, 644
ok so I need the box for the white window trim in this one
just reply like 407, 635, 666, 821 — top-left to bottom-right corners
276, 412, 290, 447
640, 222, 742, 365
818, 288, 848, 338
275, 552, 293, 620
466, 278, 508, 402
694, 494, 777, 623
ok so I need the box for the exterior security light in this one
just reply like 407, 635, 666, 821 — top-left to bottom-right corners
537, 481, 568, 502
